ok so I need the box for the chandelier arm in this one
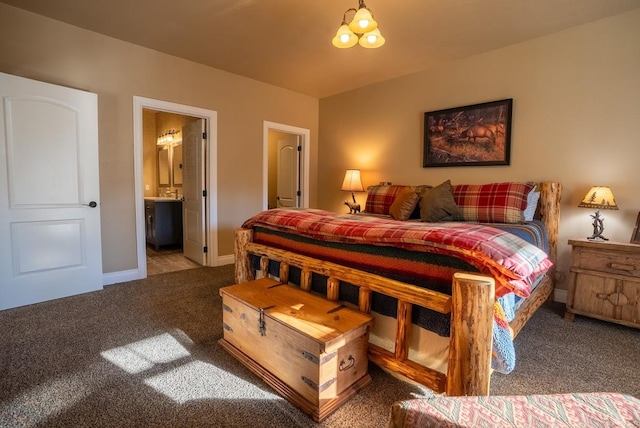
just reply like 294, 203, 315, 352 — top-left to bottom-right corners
342, 8, 357, 23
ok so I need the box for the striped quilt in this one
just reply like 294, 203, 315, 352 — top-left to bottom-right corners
242, 208, 552, 298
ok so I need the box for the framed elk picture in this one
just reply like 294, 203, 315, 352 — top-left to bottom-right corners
423, 98, 513, 167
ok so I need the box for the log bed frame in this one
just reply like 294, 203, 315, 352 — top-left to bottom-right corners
233, 182, 562, 397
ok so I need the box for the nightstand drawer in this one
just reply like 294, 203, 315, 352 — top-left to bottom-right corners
574, 248, 640, 278
571, 273, 640, 323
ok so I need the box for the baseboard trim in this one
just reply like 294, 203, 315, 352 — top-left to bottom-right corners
103, 254, 235, 286
216, 254, 235, 266
103, 269, 140, 286
554, 289, 567, 303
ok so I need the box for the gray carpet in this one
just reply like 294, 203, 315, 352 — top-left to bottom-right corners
0, 266, 638, 427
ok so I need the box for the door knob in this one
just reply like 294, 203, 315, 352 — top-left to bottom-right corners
83, 201, 97, 208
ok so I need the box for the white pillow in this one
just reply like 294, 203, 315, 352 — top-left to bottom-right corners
524, 189, 540, 221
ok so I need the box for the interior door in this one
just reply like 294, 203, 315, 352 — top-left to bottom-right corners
182, 119, 206, 265
276, 135, 300, 208
0, 72, 102, 310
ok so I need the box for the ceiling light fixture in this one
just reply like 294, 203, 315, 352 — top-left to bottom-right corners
157, 129, 180, 146
332, 0, 385, 49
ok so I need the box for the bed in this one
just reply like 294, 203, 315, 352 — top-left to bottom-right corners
234, 181, 562, 396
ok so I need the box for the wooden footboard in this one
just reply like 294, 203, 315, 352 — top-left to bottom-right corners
235, 228, 495, 395
233, 182, 561, 396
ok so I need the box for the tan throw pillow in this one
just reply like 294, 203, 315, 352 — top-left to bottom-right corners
420, 180, 461, 222
389, 187, 420, 220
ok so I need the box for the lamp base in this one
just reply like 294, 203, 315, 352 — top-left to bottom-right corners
587, 235, 609, 241
344, 200, 361, 214
587, 210, 608, 241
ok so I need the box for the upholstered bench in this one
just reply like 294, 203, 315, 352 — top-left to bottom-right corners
387, 393, 640, 427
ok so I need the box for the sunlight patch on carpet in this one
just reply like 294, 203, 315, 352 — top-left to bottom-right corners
144, 360, 282, 404
100, 332, 282, 405
0, 373, 91, 427
100, 333, 190, 374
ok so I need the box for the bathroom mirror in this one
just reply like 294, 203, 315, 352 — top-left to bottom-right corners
158, 147, 170, 186
173, 143, 183, 186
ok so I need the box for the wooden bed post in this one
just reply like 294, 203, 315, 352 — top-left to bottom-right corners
235, 228, 254, 283
537, 182, 562, 266
446, 272, 495, 396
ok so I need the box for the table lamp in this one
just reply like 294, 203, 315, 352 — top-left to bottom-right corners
341, 169, 364, 213
578, 186, 618, 241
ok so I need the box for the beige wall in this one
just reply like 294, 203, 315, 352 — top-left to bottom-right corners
318, 9, 640, 292
0, 3, 319, 273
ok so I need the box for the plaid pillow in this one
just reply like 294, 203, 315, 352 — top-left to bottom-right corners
452, 182, 534, 223
364, 185, 410, 215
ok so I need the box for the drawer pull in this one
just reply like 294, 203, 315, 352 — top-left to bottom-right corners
339, 355, 355, 371
609, 262, 636, 271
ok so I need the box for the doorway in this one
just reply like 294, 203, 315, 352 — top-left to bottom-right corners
133, 97, 218, 279
263, 121, 310, 210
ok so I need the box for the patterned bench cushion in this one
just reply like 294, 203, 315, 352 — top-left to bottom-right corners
388, 393, 640, 428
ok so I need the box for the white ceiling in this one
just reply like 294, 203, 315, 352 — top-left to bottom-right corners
3, 0, 639, 98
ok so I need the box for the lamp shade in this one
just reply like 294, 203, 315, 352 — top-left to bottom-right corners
332, 23, 358, 48
578, 186, 618, 210
358, 28, 385, 48
348, 6, 378, 34
340, 169, 364, 192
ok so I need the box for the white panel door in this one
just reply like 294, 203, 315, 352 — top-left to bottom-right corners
182, 119, 206, 265
276, 135, 300, 208
0, 72, 102, 310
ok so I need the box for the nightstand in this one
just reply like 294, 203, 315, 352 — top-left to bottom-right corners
565, 239, 640, 329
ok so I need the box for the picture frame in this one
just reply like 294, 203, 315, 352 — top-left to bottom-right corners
631, 212, 640, 244
423, 98, 513, 167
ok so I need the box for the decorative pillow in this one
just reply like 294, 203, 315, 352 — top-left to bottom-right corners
389, 187, 420, 220
524, 185, 540, 221
409, 185, 433, 219
452, 182, 535, 223
364, 185, 409, 215
420, 180, 462, 222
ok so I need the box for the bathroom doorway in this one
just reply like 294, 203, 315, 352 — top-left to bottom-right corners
133, 97, 218, 279
143, 110, 200, 275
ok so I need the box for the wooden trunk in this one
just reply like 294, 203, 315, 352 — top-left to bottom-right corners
219, 277, 375, 422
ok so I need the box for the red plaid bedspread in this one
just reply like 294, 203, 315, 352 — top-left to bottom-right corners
242, 208, 552, 298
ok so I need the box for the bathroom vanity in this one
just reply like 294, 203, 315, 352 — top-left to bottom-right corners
144, 198, 183, 250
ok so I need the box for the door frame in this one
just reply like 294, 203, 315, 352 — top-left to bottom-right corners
263, 121, 310, 210
133, 96, 218, 278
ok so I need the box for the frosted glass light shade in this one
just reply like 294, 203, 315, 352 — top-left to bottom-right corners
332, 24, 358, 48
359, 28, 385, 48
348, 7, 377, 33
